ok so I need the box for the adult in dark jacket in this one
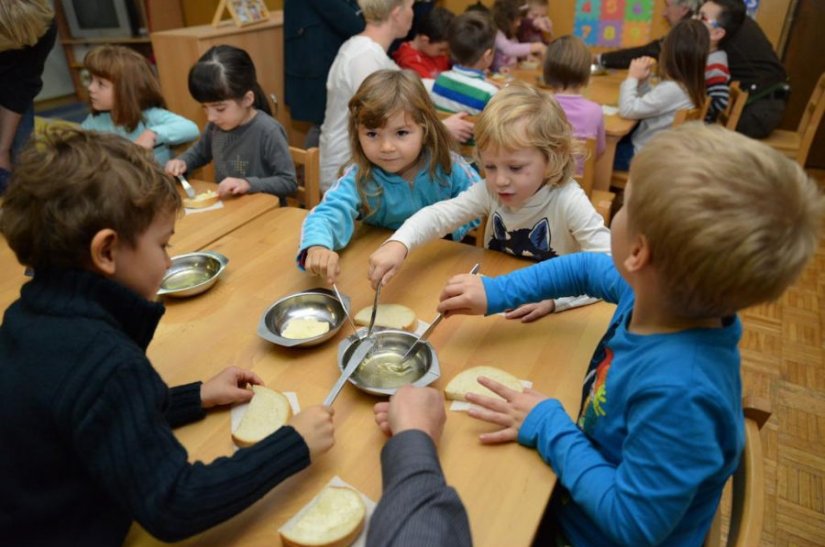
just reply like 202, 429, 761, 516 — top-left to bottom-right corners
284, 0, 364, 146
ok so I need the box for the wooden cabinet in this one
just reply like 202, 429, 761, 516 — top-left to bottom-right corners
150, 12, 286, 134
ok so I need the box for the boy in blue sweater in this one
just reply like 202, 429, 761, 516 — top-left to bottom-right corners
0, 128, 334, 545
436, 123, 824, 546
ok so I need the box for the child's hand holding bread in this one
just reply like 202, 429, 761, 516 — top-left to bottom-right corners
200, 366, 264, 408
437, 273, 487, 316
465, 376, 546, 444
368, 241, 409, 289
305, 246, 341, 284
289, 406, 336, 458
628, 56, 657, 81
373, 385, 446, 442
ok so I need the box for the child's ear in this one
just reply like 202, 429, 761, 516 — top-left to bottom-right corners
481, 48, 494, 69
242, 90, 255, 108
623, 233, 651, 273
89, 228, 119, 276
713, 27, 726, 43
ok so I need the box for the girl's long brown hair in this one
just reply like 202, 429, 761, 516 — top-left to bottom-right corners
659, 19, 709, 111
84, 45, 166, 132
347, 69, 454, 218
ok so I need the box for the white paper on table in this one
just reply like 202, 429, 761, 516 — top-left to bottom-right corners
277, 475, 377, 547
230, 392, 301, 438
449, 379, 534, 412
184, 201, 224, 215
602, 105, 619, 116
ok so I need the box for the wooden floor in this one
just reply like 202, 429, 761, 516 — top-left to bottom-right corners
740, 170, 825, 547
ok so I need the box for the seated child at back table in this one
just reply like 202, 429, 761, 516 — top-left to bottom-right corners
0, 128, 334, 544
165, 45, 297, 201
81, 45, 199, 165
298, 69, 481, 285
491, 0, 546, 73
437, 123, 824, 546
392, 6, 454, 79
370, 82, 610, 321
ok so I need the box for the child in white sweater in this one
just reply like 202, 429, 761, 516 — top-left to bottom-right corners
369, 82, 610, 321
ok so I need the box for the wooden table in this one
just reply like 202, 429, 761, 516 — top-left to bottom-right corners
510, 68, 636, 192
124, 207, 615, 547
0, 182, 279, 315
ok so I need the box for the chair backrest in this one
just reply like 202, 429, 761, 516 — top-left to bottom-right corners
287, 146, 320, 210
794, 71, 825, 165
704, 396, 771, 547
673, 105, 705, 128
573, 138, 598, 196
717, 81, 749, 130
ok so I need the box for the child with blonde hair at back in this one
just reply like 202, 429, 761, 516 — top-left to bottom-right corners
298, 69, 481, 284
81, 45, 199, 165
369, 82, 610, 321
437, 123, 824, 545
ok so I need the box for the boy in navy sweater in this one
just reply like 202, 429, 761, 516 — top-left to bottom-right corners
0, 128, 334, 545
437, 123, 823, 546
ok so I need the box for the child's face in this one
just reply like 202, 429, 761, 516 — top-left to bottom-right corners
695, 2, 725, 46
201, 93, 254, 131
480, 145, 549, 209
87, 75, 114, 112
420, 38, 450, 59
110, 210, 175, 300
527, 5, 548, 19
358, 110, 424, 181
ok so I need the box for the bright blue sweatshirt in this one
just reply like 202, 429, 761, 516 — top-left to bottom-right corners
483, 253, 745, 547
297, 152, 480, 266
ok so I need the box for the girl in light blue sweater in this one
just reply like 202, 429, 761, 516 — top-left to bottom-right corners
81, 45, 198, 165
297, 69, 480, 284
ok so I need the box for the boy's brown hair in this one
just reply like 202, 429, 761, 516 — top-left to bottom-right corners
629, 123, 824, 319
448, 11, 496, 66
84, 45, 166, 132
358, 0, 408, 23
1, 127, 181, 271
475, 81, 576, 188
542, 35, 591, 91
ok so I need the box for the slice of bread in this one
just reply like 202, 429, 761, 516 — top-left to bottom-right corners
182, 190, 219, 209
280, 486, 366, 547
444, 365, 523, 402
232, 385, 291, 448
354, 304, 416, 331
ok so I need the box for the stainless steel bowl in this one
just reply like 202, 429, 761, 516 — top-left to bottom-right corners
336, 329, 440, 396
257, 288, 349, 348
157, 251, 229, 298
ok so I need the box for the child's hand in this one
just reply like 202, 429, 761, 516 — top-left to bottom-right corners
217, 177, 251, 197
628, 56, 656, 81
165, 159, 187, 177
368, 241, 408, 289
533, 16, 553, 34
437, 273, 487, 316
373, 385, 446, 443
289, 405, 335, 458
465, 376, 547, 444
200, 366, 264, 409
442, 112, 474, 144
134, 129, 157, 150
530, 42, 547, 56
504, 299, 555, 322
305, 246, 341, 284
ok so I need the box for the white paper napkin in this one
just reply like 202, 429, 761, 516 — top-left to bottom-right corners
277, 475, 377, 547
449, 379, 534, 412
184, 201, 224, 215
229, 391, 301, 441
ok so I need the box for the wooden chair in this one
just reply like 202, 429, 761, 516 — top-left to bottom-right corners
760, 71, 825, 167
704, 396, 771, 547
286, 146, 321, 210
717, 81, 749, 130
574, 138, 615, 225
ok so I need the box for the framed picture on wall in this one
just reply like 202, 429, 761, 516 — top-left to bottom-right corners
212, 0, 270, 27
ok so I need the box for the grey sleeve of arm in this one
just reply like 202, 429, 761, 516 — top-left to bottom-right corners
246, 123, 298, 197
177, 131, 211, 173
367, 430, 472, 547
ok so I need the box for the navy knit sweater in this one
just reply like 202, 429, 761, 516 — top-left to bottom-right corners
0, 269, 310, 545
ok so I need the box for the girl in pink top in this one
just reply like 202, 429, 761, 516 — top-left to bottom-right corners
491, 0, 545, 72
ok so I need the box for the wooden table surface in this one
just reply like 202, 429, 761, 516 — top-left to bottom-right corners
124, 206, 615, 546
509, 67, 636, 191
0, 181, 279, 314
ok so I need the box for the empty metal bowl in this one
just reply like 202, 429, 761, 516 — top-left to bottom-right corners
157, 251, 228, 297
257, 288, 349, 348
336, 329, 440, 396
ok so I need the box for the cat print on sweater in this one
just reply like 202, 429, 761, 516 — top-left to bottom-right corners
487, 213, 558, 261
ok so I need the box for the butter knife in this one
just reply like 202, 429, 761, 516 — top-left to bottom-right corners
177, 174, 197, 199
366, 280, 382, 339
323, 338, 375, 407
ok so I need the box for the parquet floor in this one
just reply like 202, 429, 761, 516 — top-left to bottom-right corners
739, 171, 825, 547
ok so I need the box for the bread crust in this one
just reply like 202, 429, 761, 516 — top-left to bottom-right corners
280, 487, 366, 547
354, 304, 417, 332
231, 386, 291, 448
